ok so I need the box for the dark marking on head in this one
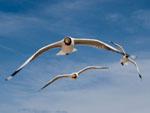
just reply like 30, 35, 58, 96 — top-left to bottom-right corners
64, 37, 72, 46
125, 54, 130, 58
71, 74, 78, 79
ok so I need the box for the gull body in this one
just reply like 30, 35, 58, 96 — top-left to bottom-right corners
57, 37, 76, 55
6, 36, 121, 81
40, 66, 109, 90
110, 41, 142, 79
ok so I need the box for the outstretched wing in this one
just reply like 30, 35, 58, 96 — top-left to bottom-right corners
110, 41, 126, 54
40, 75, 70, 90
74, 38, 122, 54
6, 41, 62, 81
128, 58, 142, 79
77, 66, 109, 75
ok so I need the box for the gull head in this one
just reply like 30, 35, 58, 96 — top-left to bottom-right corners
64, 36, 72, 46
71, 73, 78, 80
121, 54, 129, 66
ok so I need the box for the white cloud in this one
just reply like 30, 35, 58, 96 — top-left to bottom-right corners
0, 12, 39, 37
105, 13, 124, 22
0, 0, 121, 39
1, 57, 149, 113
132, 9, 150, 29
0, 1, 149, 113
105, 9, 150, 34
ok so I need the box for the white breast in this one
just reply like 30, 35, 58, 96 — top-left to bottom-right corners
62, 40, 75, 54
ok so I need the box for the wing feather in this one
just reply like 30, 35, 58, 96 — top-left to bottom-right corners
128, 58, 142, 79
74, 38, 122, 54
5, 41, 62, 81
78, 66, 108, 75
40, 75, 70, 90
110, 41, 126, 54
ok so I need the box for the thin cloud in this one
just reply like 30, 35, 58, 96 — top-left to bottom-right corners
1, 57, 149, 113
0, 1, 149, 113
132, 9, 150, 29
0, 44, 21, 55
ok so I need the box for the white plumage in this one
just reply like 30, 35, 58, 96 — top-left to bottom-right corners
6, 36, 121, 80
40, 66, 109, 90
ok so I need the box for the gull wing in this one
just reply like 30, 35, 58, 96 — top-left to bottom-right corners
77, 66, 109, 75
40, 75, 70, 90
128, 58, 142, 79
6, 41, 62, 81
74, 38, 122, 54
110, 41, 126, 54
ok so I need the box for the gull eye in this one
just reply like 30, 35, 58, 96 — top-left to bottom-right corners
64, 37, 72, 45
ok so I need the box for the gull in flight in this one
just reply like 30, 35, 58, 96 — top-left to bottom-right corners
6, 36, 121, 81
110, 41, 142, 79
40, 66, 109, 91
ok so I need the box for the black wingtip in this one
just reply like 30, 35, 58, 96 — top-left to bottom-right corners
38, 86, 46, 92
5, 69, 22, 81
104, 67, 109, 69
11, 69, 21, 77
40, 86, 46, 91
139, 74, 142, 80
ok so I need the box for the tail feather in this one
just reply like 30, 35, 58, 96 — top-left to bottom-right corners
73, 48, 77, 52
56, 50, 66, 56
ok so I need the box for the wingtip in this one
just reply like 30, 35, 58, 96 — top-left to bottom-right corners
5, 69, 22, 81
37, 88, 42, 92
103, 66, 109, 69
38, 87, 45, 92
5, 76, 13, 81
139, 74, 142, 80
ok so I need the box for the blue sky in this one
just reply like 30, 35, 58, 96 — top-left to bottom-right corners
0, 0, 150, 113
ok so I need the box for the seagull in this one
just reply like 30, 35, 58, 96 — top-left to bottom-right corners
110, 41, 142, 79
6, 36, 122, 81
39, 66, 109, 91
5, 36, 122, 80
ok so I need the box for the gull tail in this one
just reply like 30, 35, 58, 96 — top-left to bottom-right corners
56, 50, 66, 56
73, 48, 77, 52
56, 48, 77, 56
